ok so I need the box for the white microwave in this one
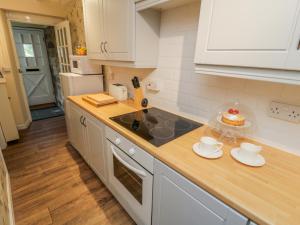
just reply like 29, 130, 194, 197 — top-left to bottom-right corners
70, 55, 102, 75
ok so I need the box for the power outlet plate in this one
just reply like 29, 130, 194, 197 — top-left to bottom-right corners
269, 101, 300, 123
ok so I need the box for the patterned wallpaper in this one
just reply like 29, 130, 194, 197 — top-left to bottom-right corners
66, 0, 86, 53
0, 152, 10, 225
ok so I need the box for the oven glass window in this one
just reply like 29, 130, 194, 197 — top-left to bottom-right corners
113, 155, 143, 204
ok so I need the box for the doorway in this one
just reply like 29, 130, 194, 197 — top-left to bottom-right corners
12, 23, 65, 121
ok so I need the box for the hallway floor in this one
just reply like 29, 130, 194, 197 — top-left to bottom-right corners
31, 106, 64, 121
3, 116, 135, 225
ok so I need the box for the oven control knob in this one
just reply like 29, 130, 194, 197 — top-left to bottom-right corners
115, 138, 121, 145
128, 148, 136, 156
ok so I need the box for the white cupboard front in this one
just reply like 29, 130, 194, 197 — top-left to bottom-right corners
67, 101, 107, 183
83, 0, 135, 61
0, 82, 19, 142
85, 113, 107, 183
68, 101, 87, 158
152, 160, 249, 225
0, 149, 15, 225
82, 0, 106, 60
83, 0, 160, 67
103, 0, 135, 61
195, 0, 300, 70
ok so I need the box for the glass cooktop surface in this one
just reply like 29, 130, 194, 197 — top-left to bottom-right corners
110, 107, 203, 147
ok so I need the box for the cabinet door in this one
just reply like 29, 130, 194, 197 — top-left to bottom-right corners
69, 103, 86, 157
153, 160, 248, 225
103, 0, 135, 61
195, 0, 300, 70
85, 114, 107, 183
83, 0, 106, 59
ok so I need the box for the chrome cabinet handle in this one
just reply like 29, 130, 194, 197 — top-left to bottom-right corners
110, 145, 146, 178
80, 115, 83, 125
298, 39, 300, 50
103, 41, 108, 53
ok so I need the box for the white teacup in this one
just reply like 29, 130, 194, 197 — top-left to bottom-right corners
199, 136, 223, 154
238, 142, 262, 161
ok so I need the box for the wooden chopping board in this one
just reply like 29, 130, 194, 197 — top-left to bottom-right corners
82, 93, 118, 107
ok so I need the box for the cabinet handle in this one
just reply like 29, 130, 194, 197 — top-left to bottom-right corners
110, 145, 146, 178
103, 41, 108, 53
298, 39, 300, 50
83, 117, 87, 127
80, 116, 83, 125
100, 42, 104, 53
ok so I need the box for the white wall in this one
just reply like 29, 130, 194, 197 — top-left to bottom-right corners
108, 2, 300, 155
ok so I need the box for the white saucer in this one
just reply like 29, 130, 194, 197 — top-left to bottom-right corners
231, 148, 265, 167
192, 143, 223, 159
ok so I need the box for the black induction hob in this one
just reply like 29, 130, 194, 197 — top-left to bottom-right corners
110, 108, 203, 147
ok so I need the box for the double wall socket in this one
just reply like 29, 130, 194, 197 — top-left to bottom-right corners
269, 101, 300, 123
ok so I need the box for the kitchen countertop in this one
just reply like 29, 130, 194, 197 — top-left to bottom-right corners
68, 95, 300, 225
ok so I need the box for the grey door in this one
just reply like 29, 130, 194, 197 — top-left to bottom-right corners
13, 28, 55, 106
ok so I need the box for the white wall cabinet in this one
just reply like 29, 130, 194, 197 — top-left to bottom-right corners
82, 0, 105, 60
194, 0, 300, 84
103, 0, 135, 61
152, 160, 249, 225
67, 100, 107, 183
83, 0, 160, 68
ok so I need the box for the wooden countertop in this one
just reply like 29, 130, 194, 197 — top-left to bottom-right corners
68, 95, 300, 225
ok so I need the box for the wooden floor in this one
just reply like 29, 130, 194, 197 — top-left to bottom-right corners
3, 116, 135, 225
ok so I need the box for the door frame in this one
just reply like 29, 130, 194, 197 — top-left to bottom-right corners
6, 12, 64, 128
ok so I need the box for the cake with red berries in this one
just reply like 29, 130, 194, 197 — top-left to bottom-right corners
221, 108, 245, 126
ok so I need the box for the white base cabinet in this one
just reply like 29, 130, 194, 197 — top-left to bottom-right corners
0, 149, 15, 225
67, 100, 107, 183
152, 160, 249, 225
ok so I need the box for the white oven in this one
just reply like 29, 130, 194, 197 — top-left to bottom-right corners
106, 126, 153, 225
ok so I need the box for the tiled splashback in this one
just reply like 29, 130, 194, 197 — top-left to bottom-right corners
107, 2, 300, 155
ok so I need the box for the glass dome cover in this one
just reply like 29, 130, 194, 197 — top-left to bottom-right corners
207, 100, 256, 144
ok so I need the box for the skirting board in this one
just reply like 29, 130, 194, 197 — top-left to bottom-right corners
16, 118, 31, 130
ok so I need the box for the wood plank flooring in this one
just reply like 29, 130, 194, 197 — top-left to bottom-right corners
3, 116, 135, 225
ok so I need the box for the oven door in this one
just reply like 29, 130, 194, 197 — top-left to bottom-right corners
106, 140, 153, 225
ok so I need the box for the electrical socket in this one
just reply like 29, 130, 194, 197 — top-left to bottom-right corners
269, 101, 300, 123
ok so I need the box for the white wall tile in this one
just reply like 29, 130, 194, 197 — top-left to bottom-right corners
108, 2, 300, 155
